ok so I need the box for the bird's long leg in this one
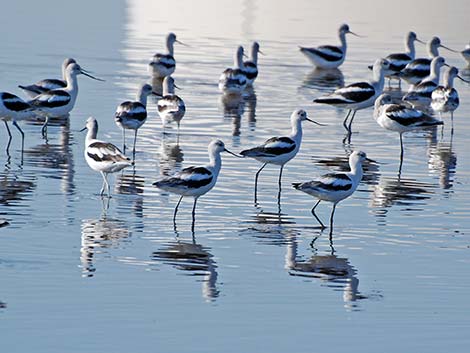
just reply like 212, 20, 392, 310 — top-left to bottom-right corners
342, 110, 352, 131
105, 173, 111, 197
254, 162, 267, 204
398, 133, 404, 178
191, 197, 198, 234
328, 203, 337, 237
12, 121, 25, 164
132, 129, 138, 162
277, 165, 284, 202
41, 116, 49, 138
4, 121, 12, 157
122, 128, 126, 154
173, 195, 184, 226
311, 199, 325, 229
347, 110, 357, 133
100, 171, 107, 196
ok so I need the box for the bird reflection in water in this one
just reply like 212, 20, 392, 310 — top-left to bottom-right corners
158, 136, 184, 177
23, 116, 75, 195
302, 68, 344, 91
151, 235, 219, 302
115, 169, 145, 223
219, 92, 246, 146
285, 231, 369, 310
0, 167, 36, 222
427, 136, 457, 191
370, 174, 435, 223
80, 198, 130, 277
245, 87, 257, 132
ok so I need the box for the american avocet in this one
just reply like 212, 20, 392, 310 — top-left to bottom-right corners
299, 24, 360, 69
292, 151, 367, 233
0, 92, 37, 154
374, 94, 442, 171
314, 58, 390, 133
153, 139, 240, 230
403, 56, 447, 107
218, 46, 247, 95
368, 32, 424, 86
399, 37, 456, 85
240, 109, 324, 203
461, 43, 470, 67
81, 117, 132, 197
18, 58, 76, 98
28, 63, 104, 136
243, 42, 263, 85
157, 76, 186, 132
431, 66, 469, 122
115, 83, 158, 156
148, 33, 185, 78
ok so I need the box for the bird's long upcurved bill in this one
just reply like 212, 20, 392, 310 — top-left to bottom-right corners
306, 118, 327, 126
81, 70, 105, 82
224, 148, 244, 158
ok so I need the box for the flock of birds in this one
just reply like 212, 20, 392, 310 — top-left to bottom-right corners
1, 26, 469, 235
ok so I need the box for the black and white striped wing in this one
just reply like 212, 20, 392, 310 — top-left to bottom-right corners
157, 95, 185, 114
243, 61, 258, 80
241, 136, 295, 157
386, 53, 412, 72
29, 90, 71, 108
410, 81, 437, 98
401, 58, 430, 78
115, 101, 147, 123
1, 92, 33, 112
384, 104, 431, 127
87, 141, 130, 163
301, 173, 353, 192
302, 45, 343, 62
155, 166, 213, 190
152, 54, 176, 69
315, 82, 375, 105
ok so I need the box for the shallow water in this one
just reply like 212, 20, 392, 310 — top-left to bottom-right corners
1, 0, 470, 352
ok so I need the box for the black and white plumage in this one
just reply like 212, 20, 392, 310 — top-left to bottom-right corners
243, 42, 263, 85
18, 58, 76, 98
299, 24, 360, 69
374, 94, 443, 168
368, 32, 424, 85
314, 58, 391, 132
399, 37, 455, 86
153, 140, 240, 229
28, 63, 104, 136
218, 46, 248, 95
403, 56, 447, 107
461, 43, 470, 67
148, 33, 184, 78
0, 92, 37, 154
431, 66, 469, 120
157, 76, 186, 131
240, 109, 324, 203
292, 151, 367, 233
115, 83, 158, 156
82, 117, 132, 197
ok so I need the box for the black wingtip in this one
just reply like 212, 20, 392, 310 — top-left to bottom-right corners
292, 182, 302, 190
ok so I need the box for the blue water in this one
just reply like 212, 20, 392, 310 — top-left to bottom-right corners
1, 0, 470, 352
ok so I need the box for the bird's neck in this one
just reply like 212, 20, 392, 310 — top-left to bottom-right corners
406, 38, 416, 58
86, 125, 98, 145
339, 31, 347, 53
167, 40, 174, 56
428, 63, 441, 83
65, 73, 78, 93
372, 66, 385, 91
349, 161, 363, 181
163, 82, 174, 96
251, 47, 258, 65
136, 90, 148, 106
290, 118, 303, 143
208, 151, 222, 170
443, 72, 455, 89
428, 44, 439, 58
235, 52, 244, 69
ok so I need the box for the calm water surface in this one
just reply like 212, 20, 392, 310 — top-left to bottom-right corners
1, 0, 470, 352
